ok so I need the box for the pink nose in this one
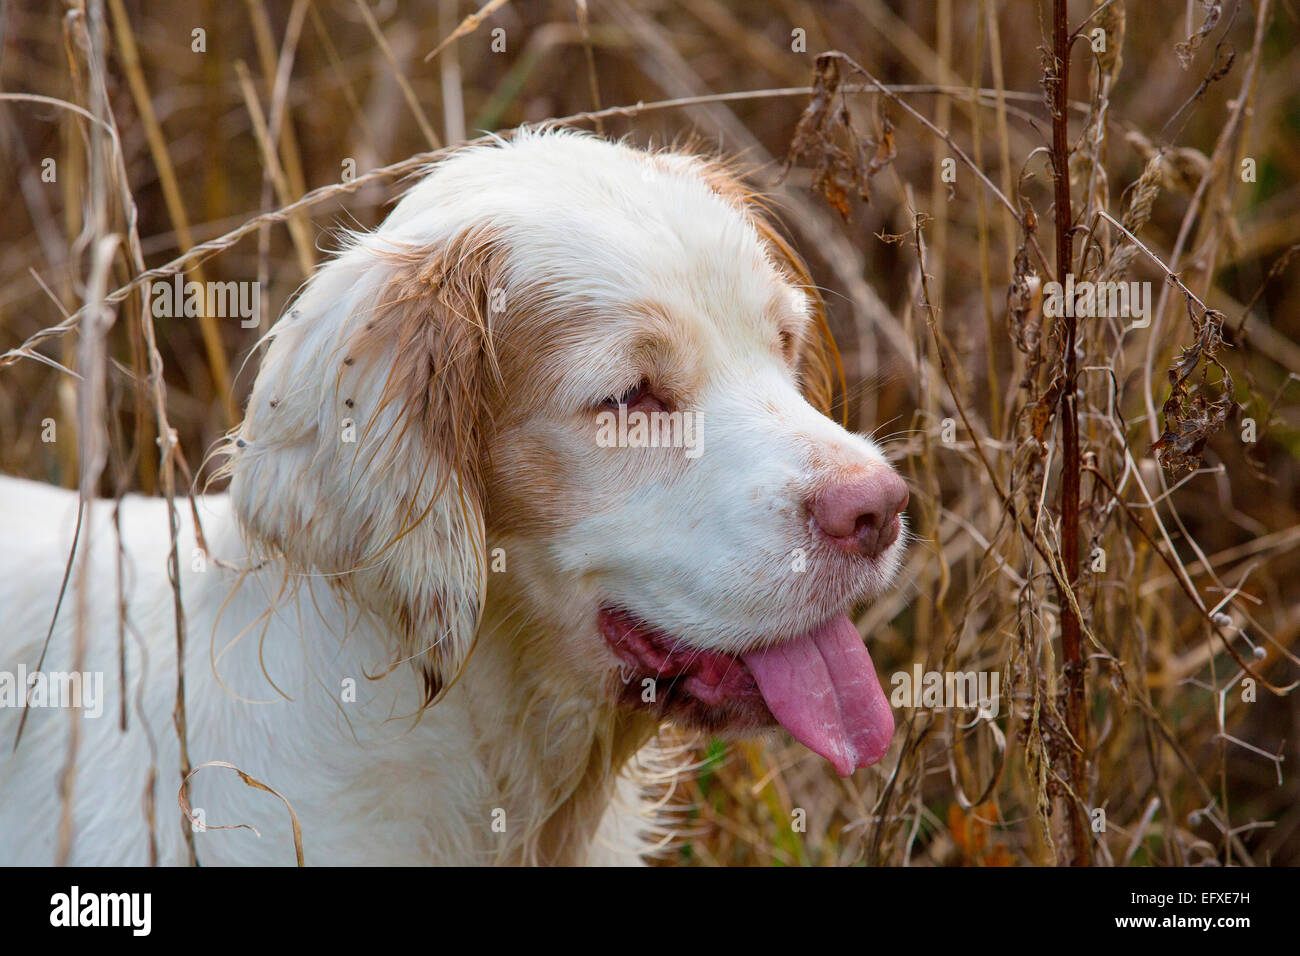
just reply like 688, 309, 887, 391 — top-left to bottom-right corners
810, 470, 909, 557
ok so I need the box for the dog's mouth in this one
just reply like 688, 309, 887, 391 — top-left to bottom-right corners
599, 606, 894, 775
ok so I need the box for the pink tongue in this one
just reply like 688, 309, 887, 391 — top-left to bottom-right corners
741, 614, 894, 777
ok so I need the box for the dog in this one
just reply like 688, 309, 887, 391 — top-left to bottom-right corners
0, 129, 908, 865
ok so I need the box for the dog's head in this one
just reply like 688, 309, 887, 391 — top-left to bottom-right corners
227, 130, 908, 776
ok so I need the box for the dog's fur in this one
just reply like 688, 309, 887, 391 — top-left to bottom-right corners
0, 130, 905, 865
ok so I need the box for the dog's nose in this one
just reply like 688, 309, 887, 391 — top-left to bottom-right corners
810, 471, 909, 557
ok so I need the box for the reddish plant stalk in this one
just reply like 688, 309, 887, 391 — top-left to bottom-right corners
1051, 0, 1090, 867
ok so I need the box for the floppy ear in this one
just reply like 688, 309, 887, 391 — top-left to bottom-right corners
686, 155, 845, 422
225, 227, 501, 701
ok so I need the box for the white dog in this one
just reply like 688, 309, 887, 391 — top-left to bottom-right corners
0, 130, 908, 865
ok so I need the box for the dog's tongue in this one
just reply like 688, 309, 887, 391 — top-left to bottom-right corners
741, 614, 894, 777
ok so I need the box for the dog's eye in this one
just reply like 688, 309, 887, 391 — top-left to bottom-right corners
602, 379, 648, 408
599, 378, 666, 412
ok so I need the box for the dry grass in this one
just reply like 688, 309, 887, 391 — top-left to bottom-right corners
2, 0, 1298, 866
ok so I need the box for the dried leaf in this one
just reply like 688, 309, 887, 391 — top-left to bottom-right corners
1006, 235, 1044, 388
1152, 306, 1236, 474
868, 113, 896, 176
1175, 0, 1223, 69
783, 53, 893, 221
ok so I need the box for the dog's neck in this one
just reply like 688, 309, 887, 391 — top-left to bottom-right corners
208, 520, 656, 863
460, 598, 660, 864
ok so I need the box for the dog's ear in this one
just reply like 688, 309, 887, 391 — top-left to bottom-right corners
687, 156, 845, 422
226, 227, 502, 701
